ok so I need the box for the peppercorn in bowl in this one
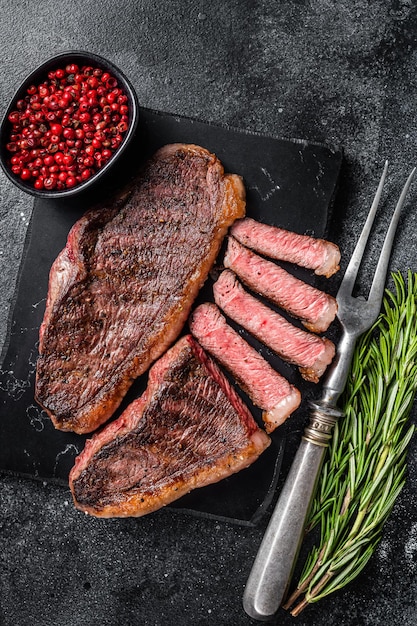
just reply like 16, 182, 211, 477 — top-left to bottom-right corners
0, 51, 139, 198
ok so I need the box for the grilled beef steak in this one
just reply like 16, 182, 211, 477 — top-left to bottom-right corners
69, 335, 270, 517
230, 217, 340, 277
224, 236, 338, 333
189, 303, 301, 432
35, 144, 246, 434
213, 270, 335, 383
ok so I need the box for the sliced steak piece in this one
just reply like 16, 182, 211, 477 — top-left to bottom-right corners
213, 270, 335, 383
230, 217, 340, 277
69, 335, 270, 517
189, 303, 301, 433
223, 236, 338, 333
35, 144, 245, 434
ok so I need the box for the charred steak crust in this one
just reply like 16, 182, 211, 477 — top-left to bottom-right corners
69, 335, 270, 518
35, 144, 246, 434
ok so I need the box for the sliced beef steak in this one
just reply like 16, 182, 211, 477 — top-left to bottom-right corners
69, 335, 270, 517
35, 144, 246, 434
223, 236, 338, 333
230, 217, 340, 277
189, 303, 301, 432
213, 270, 335, 383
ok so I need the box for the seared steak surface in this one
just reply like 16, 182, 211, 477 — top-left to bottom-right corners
69, 336, 270, 517
35, 144, 245, 433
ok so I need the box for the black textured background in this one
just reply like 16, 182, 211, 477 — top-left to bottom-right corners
1, 2, 417, 625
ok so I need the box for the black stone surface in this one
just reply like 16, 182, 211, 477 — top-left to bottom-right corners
1, 1, 417, 625
0, 106, 342, 527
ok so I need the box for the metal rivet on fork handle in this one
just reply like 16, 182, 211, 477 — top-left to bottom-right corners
242, 161, 416, 622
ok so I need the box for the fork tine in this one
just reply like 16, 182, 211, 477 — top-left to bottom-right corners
368, 166, 416, 307
338, 160, 389, 299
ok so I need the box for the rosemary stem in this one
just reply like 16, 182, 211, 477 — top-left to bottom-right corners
290, 598, 309, 617
282, 546, 327, 610
346, 507, 367, 542
291, 571, 334, 615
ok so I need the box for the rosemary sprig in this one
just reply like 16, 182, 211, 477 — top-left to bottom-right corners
284, 271, 417, 616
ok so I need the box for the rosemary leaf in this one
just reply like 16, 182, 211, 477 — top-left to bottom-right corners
306, 542, 377, 605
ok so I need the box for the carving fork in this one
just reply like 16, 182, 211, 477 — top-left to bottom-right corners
243, 161, 416, 621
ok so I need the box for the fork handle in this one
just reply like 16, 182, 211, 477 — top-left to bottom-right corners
243, 403, 342, 621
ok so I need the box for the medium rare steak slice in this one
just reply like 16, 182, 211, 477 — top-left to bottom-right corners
189, 303, 301, 432
213, 270, 335, 383
69, 335, 270, 518
223, 236, 338, 333
230, 217, 340, 277
35, 144, 246, 434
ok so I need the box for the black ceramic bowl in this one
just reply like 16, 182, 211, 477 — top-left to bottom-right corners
0, 51, 139, 199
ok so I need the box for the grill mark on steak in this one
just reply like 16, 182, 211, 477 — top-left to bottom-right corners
223, 236, 338, 333
189, 303, 301, 433
35, 144, 246, 434
213, 270, 335, 383
69, 335, 270, 517
230, 217, 341, 277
